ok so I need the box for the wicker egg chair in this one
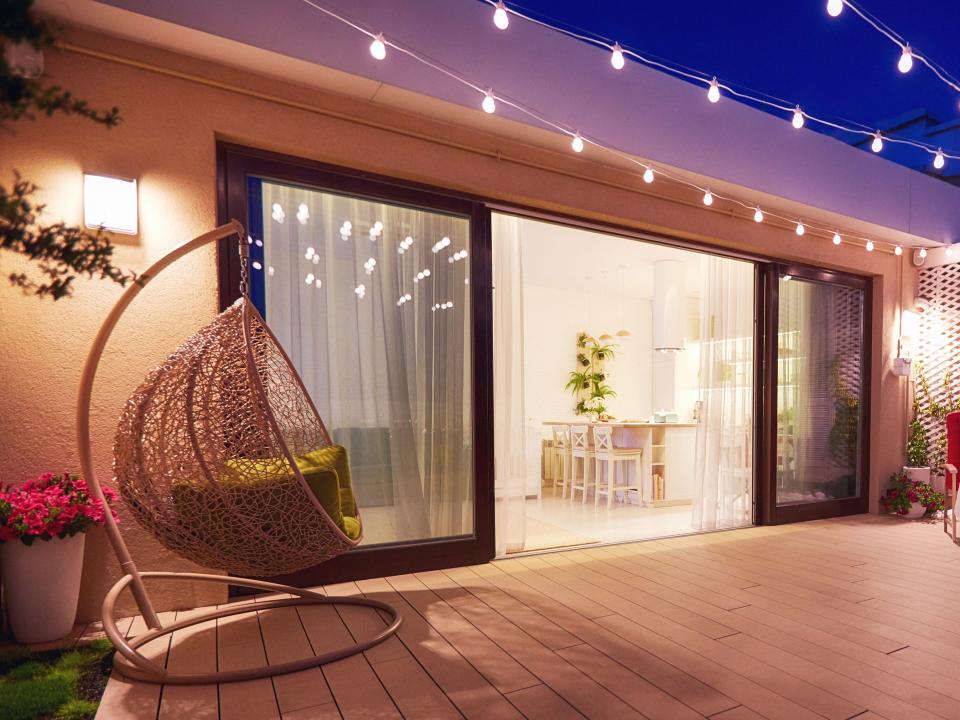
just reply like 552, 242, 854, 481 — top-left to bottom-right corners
76, 221, 400, 685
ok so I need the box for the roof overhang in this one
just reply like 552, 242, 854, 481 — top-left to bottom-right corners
37, 0, 960, 246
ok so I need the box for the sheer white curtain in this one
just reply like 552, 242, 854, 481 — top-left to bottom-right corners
692, 256, 754, 531
261, 182, 473, 543
492, 214, 528, 554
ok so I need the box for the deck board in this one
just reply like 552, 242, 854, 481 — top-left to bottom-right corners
96, 515, 960, 719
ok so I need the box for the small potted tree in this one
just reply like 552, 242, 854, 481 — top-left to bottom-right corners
904, 402, 932, 485
0, 472, 118, 643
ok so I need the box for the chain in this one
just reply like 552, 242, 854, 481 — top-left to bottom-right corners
238, 234, 250, 299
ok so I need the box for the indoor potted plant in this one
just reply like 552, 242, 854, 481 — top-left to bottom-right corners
904, 402, 932, 486
883, 470, 944, 519
0, 472, 118, 643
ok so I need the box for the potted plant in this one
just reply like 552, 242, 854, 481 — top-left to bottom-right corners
0, 472, 118, 643
883, 470, 944, 519
904, 402, 932, 485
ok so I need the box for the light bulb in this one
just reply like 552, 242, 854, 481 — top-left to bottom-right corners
754, 207, 764, 223
370, 33, 387, 61
895, 246, 903, 256
826, 0, 843, 17
643, 167, 654, 184
493, 1, 509, 30
795, 221, 805, 236
611, 43, 625, 70
920, 247, 928, 259
791, 107, 805, 129
707, 77, 720, 103
871, 132, 883, 153
866, 240, 874, 252
482, 92, 496, 114
702, 190, 714, 206
898, 45, 913, 74
571, 134, 584, 153
948, 246, 955, 258
833, 232, 842, 245
934, 149, 946, 170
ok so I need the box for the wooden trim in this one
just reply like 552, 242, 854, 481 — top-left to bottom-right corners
217, 142, 493, 590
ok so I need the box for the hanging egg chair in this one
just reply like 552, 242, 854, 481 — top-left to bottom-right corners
77, 222, 400, 685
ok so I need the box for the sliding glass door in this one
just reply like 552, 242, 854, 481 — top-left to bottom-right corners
763, 265, 870, 522
218, 143, 493, 586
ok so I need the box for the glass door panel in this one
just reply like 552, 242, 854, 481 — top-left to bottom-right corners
251, 178, 474, 547
775, 273, 865, 507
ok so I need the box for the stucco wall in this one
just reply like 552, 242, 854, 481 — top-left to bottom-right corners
0, 27, 912, 621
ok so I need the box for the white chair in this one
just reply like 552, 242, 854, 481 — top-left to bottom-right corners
569, 425, 596, 503
550, 425, 572, 498
593, 425, 643, 508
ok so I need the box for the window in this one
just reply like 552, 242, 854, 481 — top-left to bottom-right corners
248, 178, 474, 546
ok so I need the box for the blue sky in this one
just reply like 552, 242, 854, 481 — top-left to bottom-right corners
509, 0, 959, 131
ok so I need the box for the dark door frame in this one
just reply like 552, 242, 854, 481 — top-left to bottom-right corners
217, 142, 494, 587
756, 262, 873, 524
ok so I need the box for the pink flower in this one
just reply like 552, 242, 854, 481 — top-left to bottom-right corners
0, 472, 119, 544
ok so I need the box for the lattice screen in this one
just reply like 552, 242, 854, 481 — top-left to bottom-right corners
915, 262, 960, 466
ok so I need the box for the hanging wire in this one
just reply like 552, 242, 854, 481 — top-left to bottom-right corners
297, 0, 945, 253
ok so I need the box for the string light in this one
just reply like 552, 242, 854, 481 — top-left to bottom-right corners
795, 220, 805, 236
826, 0, 960, 99
947, 246, 955, 258
298, 0, 949, 258
611, 43, 625, 70
369, 33, 386, 60
934, 149, 946, 170
753, 207, 764, 223
482, 91, 496, 114
920, 247, 928, 259
791, 107, 805, 129
897, 45, 913, 74
865, 240, 874, 252
493, 1, 509, 30
895, 245, 902, 256
833, 232, 842, 245
707, 77, 720, 103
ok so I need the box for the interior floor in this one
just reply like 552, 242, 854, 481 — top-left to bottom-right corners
516, 486, 694, 553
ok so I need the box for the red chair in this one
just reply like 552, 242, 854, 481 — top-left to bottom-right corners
944, 412, 960, 542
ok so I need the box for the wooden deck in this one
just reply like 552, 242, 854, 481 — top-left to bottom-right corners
95, 514, 960, 720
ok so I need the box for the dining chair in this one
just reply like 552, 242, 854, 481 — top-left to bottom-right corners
593, 424, 643, 508
569, 425, 596, 503
550, 424, 572, 498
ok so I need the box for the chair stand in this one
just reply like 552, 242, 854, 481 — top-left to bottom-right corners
103, 571, 401, 685
945, 463, 958, 544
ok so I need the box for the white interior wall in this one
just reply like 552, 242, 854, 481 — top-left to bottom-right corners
521, 284, 654, 429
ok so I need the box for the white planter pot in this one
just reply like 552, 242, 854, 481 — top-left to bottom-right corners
903, 501, 928, 519
1, 533, 85, 644
904, 466, 931, 485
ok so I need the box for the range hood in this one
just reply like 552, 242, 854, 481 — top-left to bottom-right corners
653, 259, 685, 352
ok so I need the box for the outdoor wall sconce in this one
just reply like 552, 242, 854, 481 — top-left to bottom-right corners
83, 173, 138, 235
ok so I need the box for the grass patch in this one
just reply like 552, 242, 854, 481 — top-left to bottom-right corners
0, 638, 114, 720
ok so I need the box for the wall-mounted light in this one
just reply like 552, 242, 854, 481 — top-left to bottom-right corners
83, 173, 138, 234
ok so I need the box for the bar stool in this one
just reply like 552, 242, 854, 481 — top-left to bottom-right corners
550, 425, 572, 498
593, 425, 643, 508
569, 425, 596, 503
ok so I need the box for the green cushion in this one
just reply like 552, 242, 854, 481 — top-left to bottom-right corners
217, 446, 360, 540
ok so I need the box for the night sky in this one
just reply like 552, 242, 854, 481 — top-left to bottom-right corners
508, 0, 959, 134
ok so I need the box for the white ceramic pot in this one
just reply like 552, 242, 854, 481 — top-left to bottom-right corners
904, 466, 932, 485
1, 533, 85, 644
903, 501, 928, 519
